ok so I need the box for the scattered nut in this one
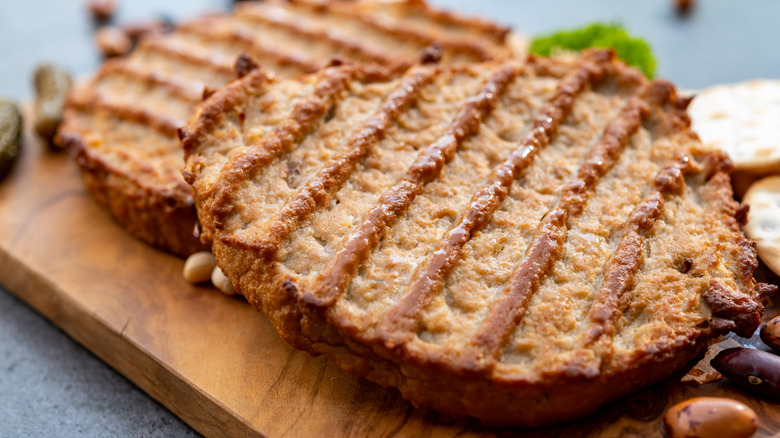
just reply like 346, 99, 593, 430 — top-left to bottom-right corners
664, 397, 757, 438
211, 266, 236, 296
0, 100, 23, 181
33, 64, 72, 144
711, 347, 780, 398
182, 251, 217, 284
761, 316, 780, 351
95, 26, 132, 58
674, 0, 695, 15
87, 0, 117, 21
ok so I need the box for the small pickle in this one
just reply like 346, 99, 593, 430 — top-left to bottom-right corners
711, 347, 780, 398
0, 100, 23, 181
664, 397, 757, 438
760, 316, 780, 351
33, 64, 72, 144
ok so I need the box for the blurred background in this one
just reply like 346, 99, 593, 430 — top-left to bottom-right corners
0, 0, 777, 436
2, 0, 779, 101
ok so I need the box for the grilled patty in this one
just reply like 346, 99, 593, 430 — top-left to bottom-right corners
182, 50, 775, 427
56, 0, 511, 256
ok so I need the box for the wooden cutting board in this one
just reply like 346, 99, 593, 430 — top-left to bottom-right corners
1, 116, 778, 438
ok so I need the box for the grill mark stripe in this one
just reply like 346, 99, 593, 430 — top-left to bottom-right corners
235, 6, 401, 66
376, 50, 615, 349
584, 156, 694, 344
248, 68, 438, 259
137, 38, 235, 75
460, 97, 650, 373
298, 64, 521, 309
181, 69, 274, 159
177, 21, 321, 74
112, 147, 181, 183
402, 0, 509, 43
290, 1, 499, 61
209, 67, 358, 229
96, 61, 204, 103
67, 95, 181, 138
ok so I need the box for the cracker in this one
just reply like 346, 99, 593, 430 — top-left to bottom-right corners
743, 175, 780, 276
689, 79, 780, 172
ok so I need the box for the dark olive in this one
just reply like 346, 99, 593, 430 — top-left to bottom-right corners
760, 316, 780, 351
0, 99, 23, 181
711, 347, 780, 398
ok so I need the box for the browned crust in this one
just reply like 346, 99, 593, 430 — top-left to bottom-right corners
56, 48, 274, 257
66, 94, 182, 138
602, 88, 775, 373
288, 299, 712, 428
299, 63, 522, 309
205, 66, 353, 188
95, 60, 204, 102
55, 42, 214, 256
703, 278, 763, 337
176, 20, 322, 74
697, 167, 777, 336
137, 37, 235, 75
56, 124, 207, 256
401, 0, 510, 44
181, 68, 275, 161
302, 1, 506, 62
235, 5, 403, 67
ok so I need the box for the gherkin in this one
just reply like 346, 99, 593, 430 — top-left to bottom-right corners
0, 100, 22, 180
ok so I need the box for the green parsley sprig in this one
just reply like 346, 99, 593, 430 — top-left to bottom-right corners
530, 23, 656, 79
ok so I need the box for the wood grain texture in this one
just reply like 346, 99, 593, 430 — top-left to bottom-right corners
0, 111, 778, 437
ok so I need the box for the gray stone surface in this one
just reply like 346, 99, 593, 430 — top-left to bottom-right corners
1, 1, 778, 437
0, 287, 201, 438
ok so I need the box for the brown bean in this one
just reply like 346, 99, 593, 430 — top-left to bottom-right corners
711, 347, 780, 397
761, 316, 780, 351
664, 397, 757, 438
95, 26, 132, 58
33, 64, 72, 144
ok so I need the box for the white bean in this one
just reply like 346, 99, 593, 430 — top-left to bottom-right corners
211, 266, 236, 296
182, 251, 216, 284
